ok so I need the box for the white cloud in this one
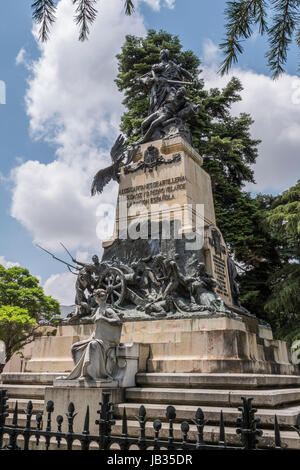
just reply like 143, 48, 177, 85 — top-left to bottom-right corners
74, 250, 90, 263
202, 39, 220, 65
15, 47, 30, 68
164, 0, 176, 8
142, 0, 160, 9
141, 0, 175, 10
15, 47, 26, 66
202, 44, 300, 194
44, 272, 75, 305
0, 256, 20, 269
11, 0, 179, 305
11, 0, 147, 253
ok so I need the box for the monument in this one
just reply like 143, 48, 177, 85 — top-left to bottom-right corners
3, 48, 297, 438
37, 48, 297, 378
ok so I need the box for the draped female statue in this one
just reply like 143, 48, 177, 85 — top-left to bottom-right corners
64, 289, 124, 382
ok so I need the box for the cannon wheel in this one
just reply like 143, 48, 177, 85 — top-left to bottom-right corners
98, 267, 126, 307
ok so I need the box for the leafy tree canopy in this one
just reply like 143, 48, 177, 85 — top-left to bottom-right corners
262, 180, 300, 336
239, 182, 300, 338
0, 265, 60, 370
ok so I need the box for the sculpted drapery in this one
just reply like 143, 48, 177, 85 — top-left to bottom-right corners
65, 290, 123, 381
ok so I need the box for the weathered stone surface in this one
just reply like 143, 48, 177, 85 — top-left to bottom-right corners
18, 316, 299, 375
6, 398, 44, 413
110, 420, 300, 450
1, 372, 60, 385
114, 402, 300, 428
125, 386, 300, 408
135, 372, 300, 389
3, 384, 46, 399
44, 385, 124, 434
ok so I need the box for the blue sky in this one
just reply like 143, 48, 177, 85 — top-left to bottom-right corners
0, 0, 300, 304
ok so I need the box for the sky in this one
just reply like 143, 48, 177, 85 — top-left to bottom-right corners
0, 0, 300, 305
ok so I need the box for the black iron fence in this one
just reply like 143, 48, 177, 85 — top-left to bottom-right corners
0, 388, 300, 451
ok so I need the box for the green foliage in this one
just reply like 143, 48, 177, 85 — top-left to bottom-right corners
32, 0, 56, 42
264, 179, 300, 244
260, 181, 300, 337
0, 264, 60, 366
221, 0, 300, 78
235, 194, 281, 319
220, 0, 267, 74
266, 0, 300, 78
73, 0, 98, 42
0, 265, 60, 321
0, 305, 37, 363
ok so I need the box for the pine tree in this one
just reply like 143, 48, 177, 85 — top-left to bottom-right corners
220, 0, 300, 78
31, 0, 136, 42
262, 180, 300, 337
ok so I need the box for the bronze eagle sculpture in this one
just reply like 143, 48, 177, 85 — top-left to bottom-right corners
91, 135, 138, 196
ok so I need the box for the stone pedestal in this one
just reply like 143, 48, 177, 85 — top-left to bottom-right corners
102, 135, 234, 305
44, 384, 123, 434
20, 316, 298, 376
52, 343, 141, 388
121, 314, 297, 375
43, 343, 142, 434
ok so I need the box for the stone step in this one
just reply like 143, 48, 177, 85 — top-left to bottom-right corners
114, 402, 300, 429
5, 413, 39, 428
7, 398, 45, 413
1, 436, 99, 451
1, 373, 60, 386
1, 385, 46, 400
136, 373, 300, 390
126, 387, 300, 408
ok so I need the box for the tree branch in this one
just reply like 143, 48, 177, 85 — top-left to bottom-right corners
220, 0, 268, 75
124, 0, 135, 15
73, 0, 98, 42
266, 0, 300, 78
31, 0, 57, 42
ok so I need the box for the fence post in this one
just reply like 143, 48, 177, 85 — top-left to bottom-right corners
96, 392, 115, 450
193, 408, 205, 449
66, 402, 77, 451
6, 401, 21, 450
120, 407, 130, 451
236, 397, 263, 450
166, 405, 176, 451
81, 406, 90, 451
23, 400, 33, 451
0, 389, 9, 449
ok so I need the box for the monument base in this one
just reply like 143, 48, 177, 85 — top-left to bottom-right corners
53, 378, 119, 388
44, 385, 124, 434
16, 311, 298, 377
120, 314, 297, 375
